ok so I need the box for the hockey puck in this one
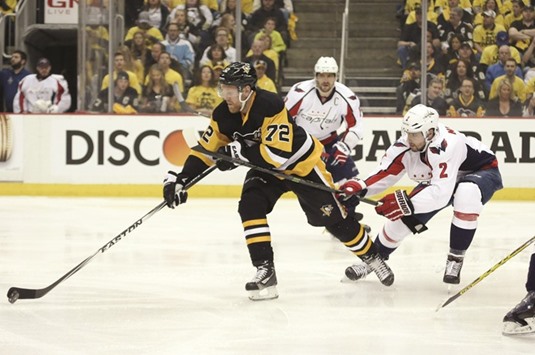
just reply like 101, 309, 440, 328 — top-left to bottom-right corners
8, 290, 19, 304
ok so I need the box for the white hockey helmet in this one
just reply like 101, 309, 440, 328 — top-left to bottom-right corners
401, 104, 439, 137
314, 57, 338, 75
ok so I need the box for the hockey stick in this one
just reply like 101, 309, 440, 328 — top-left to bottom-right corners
190, 144, 379, 206
6, 164, 218, 304
436, 235, 535, 312
173, 82, 210, 118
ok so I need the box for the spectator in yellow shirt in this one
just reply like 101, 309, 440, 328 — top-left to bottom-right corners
254, 60, 277, 93
124, 11, 164, 49
489, 58, 527, 102
185, 65, 222, 115
101, 52, 142, 94
144, 51, 184, 94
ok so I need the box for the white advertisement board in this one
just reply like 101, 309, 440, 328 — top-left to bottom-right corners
0, 115, 23, 181
44, 0, 79, 24
1, 114, 534, 188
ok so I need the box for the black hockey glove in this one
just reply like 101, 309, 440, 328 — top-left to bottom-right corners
163, 171, 189, 208
216, 141, 247, 171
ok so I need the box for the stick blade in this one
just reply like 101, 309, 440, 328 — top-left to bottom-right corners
7, 287, 42, 303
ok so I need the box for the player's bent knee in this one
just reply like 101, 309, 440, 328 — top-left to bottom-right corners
326, 217, 362, 243
454, 182, 483, 213
453, 182, 482, 229
238, 194, 268, 219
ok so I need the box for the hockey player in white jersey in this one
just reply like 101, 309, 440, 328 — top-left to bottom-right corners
284, 57, 362, 184
13, 57, 71, 113
338, 104, 503, 285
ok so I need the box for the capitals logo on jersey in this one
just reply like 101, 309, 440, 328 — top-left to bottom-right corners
430, 139, 448, 155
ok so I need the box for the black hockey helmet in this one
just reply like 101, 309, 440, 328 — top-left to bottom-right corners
219, 62, 257, 89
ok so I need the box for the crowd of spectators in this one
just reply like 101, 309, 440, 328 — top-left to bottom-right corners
0, 0, 295, 114
396, 0, 535, 117
83, 0, 295, 114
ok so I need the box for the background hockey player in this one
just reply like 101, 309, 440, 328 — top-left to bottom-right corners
338, 104, 503, 286
503, 245, 535, 335
13, 57, 72, 113
163, 62, 394, 301
284, 56, 362, 185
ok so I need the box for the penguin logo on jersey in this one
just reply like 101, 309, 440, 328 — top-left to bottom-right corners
320, 204, 334, 217
233, 130, 261, 145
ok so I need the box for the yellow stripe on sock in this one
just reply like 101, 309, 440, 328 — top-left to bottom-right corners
242, 218, 268, 228
353, 238, 372, 256
343, 226, 364, 247
246, 236, 271, 245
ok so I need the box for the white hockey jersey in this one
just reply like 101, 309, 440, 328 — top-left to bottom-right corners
13, 74, 71, 113
363, 123, 498, 214
284, 79, 363, 148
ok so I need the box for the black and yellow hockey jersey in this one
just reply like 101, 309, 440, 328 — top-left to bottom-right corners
183, 89, 324, 179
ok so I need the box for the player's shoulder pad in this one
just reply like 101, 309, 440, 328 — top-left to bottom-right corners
428, 124, 462, 156
211, 101, 233, 122
51, 74, 67, 81
254, 89, 286, 116
289, 79, 315, 93
334, 82, 359, 101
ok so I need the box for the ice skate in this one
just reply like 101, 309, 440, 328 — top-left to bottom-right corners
503, 291, 535, 336
344, 262, 371, 282
443, 253, 464, 284
245, 261, 278, 301
359, 254, 394, 286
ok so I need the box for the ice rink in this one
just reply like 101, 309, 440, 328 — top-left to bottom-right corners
1, 196, 534, 354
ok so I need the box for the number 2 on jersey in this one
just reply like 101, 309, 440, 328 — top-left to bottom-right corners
439, 162, 448, 178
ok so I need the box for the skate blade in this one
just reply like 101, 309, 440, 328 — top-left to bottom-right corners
340, 274, 367, 283
502, 320, 535, 336
248, 286, 279, 301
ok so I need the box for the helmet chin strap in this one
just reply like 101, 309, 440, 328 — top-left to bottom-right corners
421, 129, 436, 151
239, 89, 253, 112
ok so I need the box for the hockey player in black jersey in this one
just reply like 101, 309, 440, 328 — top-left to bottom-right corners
163, 62, 394, 300
503, 246, 535, 335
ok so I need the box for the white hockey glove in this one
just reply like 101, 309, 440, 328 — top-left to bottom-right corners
216, 140, 248, 171
331, 141, 351, 166
33, 99, 52, 113
375, 189, 414, 221
47, 104, 60, 113
163, 171, 188, 208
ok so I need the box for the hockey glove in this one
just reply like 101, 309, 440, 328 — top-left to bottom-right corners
216, 141, 247, 171
47, 104, 60, 113
330, 141, 351, 166
375, 189, 414, 221
337, 178, 367, 210
33, 99, 52, 113
163, 171, 188, 208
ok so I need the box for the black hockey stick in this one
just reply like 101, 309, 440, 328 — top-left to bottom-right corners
436, 235, 535, 311
173, 82, 210, 118
190, 144, 379, 206
6, 164, 217, 304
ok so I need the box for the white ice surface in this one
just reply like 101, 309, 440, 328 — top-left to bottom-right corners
1, 196, 534, 354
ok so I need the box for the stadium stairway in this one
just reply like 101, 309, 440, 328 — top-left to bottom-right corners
282, 0, 402, 115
